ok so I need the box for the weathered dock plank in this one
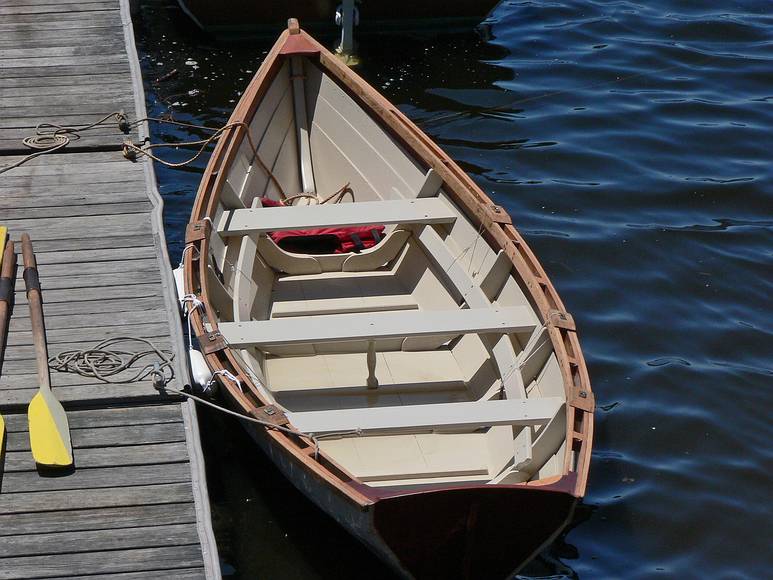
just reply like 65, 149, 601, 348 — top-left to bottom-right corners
0, 502, 198, 537
5, 420, 185, 453
0, 384, 170, 406
0, 196, 152, 213
67, 569, 207, 580
9, 304, 168, 329
1, 462, 192, 493
0, 545, 205, 580
11, 306, 167, 332
2, 336, 174, 365
3, 441, 190, 472
0, 481, 195, 515
0, 0, 219, 578
12, 268, 162, 291
4, 257, 160, 278
11, 283, 164, 307
3, 404, 183, 431
0, 523, 200, 559
6, 322, 170, 347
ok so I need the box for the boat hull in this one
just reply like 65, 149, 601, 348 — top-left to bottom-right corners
237, 405, 577, 579
177, 0, 501, 36
183, 20, 595, 579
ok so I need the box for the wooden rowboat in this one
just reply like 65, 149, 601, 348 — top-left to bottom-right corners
184, 20, 594, 579
176, 0, 502, 37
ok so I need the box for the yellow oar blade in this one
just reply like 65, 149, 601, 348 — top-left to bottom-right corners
0, 226, 7, 265
28, 392, 73, 467
0, 414, 5, 458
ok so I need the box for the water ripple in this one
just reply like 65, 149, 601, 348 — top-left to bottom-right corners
646, 357, 692, 367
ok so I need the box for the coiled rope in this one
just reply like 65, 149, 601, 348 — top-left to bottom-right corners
46, 335, 331, 448
49, 337, 175, 386
0, 113, 284, 199
0, 111, 129, 175
46, 327, 363, 459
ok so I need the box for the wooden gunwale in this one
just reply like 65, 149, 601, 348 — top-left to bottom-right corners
184, 24, 594, 505
184, 28, 372, 506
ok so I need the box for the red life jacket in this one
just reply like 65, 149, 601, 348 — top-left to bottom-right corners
259, 197, 385, 254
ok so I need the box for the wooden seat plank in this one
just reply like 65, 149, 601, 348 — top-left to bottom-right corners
217, 306, 536, 348
217, 198, 457, 237
287, 397, 563, 435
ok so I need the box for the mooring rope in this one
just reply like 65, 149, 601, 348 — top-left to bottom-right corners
121, 119, 287, 198
0, 111, 129, 175
45, 323, 368, 462
0, 113, 286, 199
46, 334, 325, 447
49, 337, 175, 386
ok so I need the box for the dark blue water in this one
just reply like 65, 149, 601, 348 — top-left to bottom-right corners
135, 1, 773, 577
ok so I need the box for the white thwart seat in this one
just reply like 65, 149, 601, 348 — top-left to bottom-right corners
271, 294, 418, 317
287, 397, 563, 436
217, 198, 457, 237
271, 267, 417, 316
320, 432, 491, 482
267, 350, 465, 392
216, 306, 535, 348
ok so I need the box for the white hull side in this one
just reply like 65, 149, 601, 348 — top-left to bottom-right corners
239, 419, 412, 577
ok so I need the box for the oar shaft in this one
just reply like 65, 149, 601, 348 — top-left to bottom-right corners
21, 234, 51, 391
0, 240, 15, 357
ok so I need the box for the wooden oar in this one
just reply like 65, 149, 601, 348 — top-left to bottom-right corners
0, 228, 10, 455
22, 233, 73, 468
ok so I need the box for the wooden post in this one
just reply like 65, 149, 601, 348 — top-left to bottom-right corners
366, 340, 378, 389
338, 0, 356, 56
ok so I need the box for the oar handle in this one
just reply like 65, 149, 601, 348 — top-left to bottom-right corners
0, 239, 14, 300
21, 234, 51, 391
21, 233, 38, 279
0, 240, 15, 356
22, 233, 42, 305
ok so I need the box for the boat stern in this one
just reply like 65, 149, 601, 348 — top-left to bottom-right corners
371, 485, 576, 579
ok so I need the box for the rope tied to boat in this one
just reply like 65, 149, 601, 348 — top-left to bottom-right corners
178, 243, 198, 268
207, 369, 243, 395
47, 334, 357, 459
180, 292, 205, 348
283, 183, 355, 206
48, 337, 175, 386
0, 113, 285, 199
45, 326, 311, 444
0, 111, 130, 175
121, 120, 286, 197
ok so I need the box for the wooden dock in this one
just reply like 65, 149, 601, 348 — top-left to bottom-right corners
0, 1, 220, 578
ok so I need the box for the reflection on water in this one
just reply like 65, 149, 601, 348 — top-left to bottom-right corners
135, 0, 773, 577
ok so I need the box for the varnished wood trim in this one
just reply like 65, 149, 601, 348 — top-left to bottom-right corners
184, 24, 594, 502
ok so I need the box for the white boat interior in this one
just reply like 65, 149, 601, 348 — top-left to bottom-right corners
203, 56, 569, 488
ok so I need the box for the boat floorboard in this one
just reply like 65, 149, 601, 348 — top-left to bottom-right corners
0, 1, 219, 578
